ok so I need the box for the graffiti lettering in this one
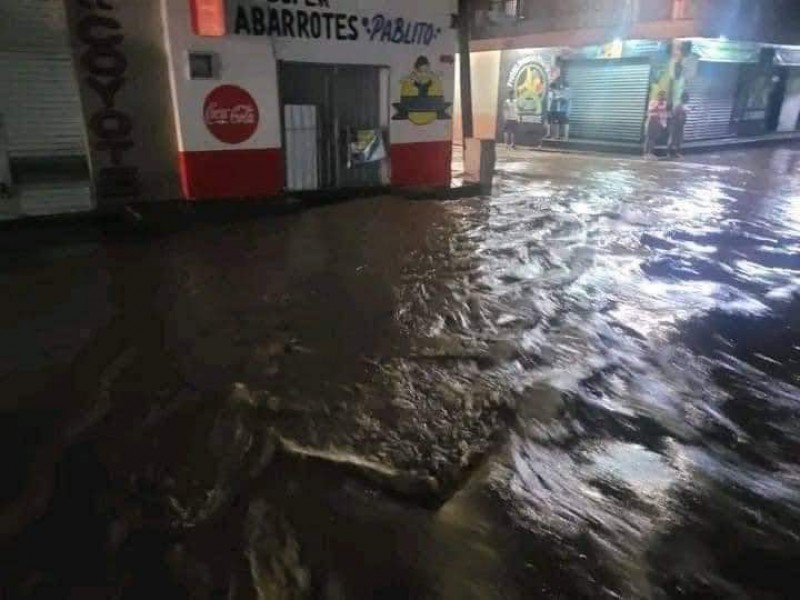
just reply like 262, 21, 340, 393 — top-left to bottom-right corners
74, 0, 138, 198
90, 109, 133, 139
85, 72, 125, 108
81, 45, 128, 77
77, 14, 123, 45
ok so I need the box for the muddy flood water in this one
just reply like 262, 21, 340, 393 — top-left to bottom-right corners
1, 146, 799, 598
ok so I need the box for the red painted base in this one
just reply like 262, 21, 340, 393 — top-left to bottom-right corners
390, 141, 452, 187
179, 148, 284, 200
179, 141, 452, 200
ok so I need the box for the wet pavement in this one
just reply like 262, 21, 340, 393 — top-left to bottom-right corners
2, 145, 799, 598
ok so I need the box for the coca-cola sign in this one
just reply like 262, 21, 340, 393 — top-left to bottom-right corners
203, 85, 259, 144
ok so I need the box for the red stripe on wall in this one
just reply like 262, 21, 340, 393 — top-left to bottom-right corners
390, 141, 452, 187
179, 149, 284, 200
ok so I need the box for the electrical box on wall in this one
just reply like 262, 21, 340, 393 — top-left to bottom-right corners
188, 51, 220, 80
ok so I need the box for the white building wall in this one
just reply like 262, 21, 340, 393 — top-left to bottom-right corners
162, 0, 458, 189
453, 50, 502, 143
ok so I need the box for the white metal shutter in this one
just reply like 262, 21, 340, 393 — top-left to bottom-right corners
0, 0, 86, 159
0, 54, 86, 158
284, 105, 320, 192
777, 68, 800, 132
0, 0, 78, 53
565, 60, 652, 143
684, 62, 739, 141
0, 0, 90, 216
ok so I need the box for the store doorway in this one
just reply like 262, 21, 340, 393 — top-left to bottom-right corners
280, 62, 389, 192
766, 68, 789, 133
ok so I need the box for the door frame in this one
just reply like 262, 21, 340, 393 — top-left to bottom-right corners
277, 61, 391, 192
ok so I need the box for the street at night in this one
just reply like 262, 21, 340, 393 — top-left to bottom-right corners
2, 146, 799, 598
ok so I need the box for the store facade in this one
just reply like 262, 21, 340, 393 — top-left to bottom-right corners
163, 0, 457, 200
0, 0, 457, 218
496, 37, 800, 147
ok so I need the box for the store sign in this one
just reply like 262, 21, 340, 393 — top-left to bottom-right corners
204, 85, 259, 144
692, 39, 761, 64
68, 0, 139, 200
229, 0, 444, 46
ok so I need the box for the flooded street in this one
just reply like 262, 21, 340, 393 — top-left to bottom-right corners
2, 145, 800, 598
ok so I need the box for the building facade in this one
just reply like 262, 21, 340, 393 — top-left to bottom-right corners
0, 0, 458, 218
455, 0, 800, 147
493, 39, 800, 148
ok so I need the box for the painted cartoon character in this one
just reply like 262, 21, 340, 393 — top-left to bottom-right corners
410, 56, 434, 97
394, 56, 451, 126
514, 63, 547, 117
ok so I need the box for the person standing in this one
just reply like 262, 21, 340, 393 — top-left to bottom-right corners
669, 91, 690, 158
644, 90, 668, 158
503, 90, 520, 149
557, 79, 571, 141
545, 83, 559, 139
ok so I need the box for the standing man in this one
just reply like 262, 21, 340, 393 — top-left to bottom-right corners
644, 90, 669, 158
545, 83, 559, 139
669, 91, 690, 158
557, 78, 571, 141
503, 90, 520, 149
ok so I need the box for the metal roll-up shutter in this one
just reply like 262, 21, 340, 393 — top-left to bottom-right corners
684, 62, 739, 141
0, 0, 90, 216
0, 0, 86, 159
0, 53, 86, 158
777, 68, 800, 132
565, 60, 651, 143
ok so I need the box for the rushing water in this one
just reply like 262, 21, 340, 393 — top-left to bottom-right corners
2, 146, 799, 598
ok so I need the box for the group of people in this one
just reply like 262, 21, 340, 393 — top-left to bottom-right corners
502, 80, 571, 149
644, 89, 691, 158
503, 80, 692, 159
545, 81, 572, 142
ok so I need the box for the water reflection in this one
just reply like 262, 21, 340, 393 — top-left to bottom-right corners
3, 146, 799, 598
469, 147, 800, 598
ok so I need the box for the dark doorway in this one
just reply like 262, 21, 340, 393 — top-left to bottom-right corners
279, 62, 388, 191
766, 67, 789, 133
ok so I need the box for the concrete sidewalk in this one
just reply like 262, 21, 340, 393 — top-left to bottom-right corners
535, 130, 800, 156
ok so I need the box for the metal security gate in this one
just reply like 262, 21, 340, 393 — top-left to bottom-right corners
284, 105, 319, 191
777, 68, 800, 132
279, 62, 388, 191
565, 59, 652, 143
0, 0, 90, 217
684, 62, 739, 141
0, 54, 85, 159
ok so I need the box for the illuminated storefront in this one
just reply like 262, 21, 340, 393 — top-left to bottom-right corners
163, 0, 458, 200
496, 38, 800, 148
1, 0, 458, 217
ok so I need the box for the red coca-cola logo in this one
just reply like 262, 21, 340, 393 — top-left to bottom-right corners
203, 85, 259, 144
